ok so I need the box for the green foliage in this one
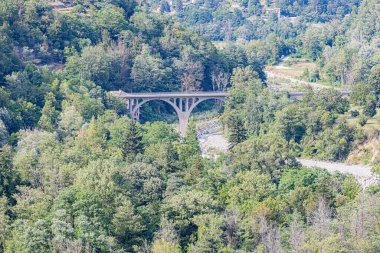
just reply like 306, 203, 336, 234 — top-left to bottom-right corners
221, 171, 275, 211
95, 6, 128, 39
275, 104, 307, 143
0, 146, 18, 198
358, 114, 368, 126
188, 213, 225, 253
351, 84, 374, 106
177, 119, 200, 168
0, 32, 20, 84
369, 64, 380, 98
363, 96, 377, 118
350, 110, 359, 117
302, 123, 362, 161
142, 121, 179, 146
0, 0, 380, 252
162, 189, 219, 250
152, 239, 180, 253
230, 133, 299, 182
227, 114, 247, 149
5, 219, 51, 253
107, 117, 144, 160
38, 92, 59, 131
131, 45, 173, 91
224, 66, 270, 148
58, 105, 84, 138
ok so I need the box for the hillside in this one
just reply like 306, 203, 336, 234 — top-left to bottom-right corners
0, 0, 380, 252
146, 0, 361, 41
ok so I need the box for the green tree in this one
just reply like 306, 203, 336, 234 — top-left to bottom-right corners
58, 106, 84, 138
227, 114, 247, 149
177, 119, 200, 167
0, 32, 20, 84
363, 95, 377, 117
0, 196, 10, 250
50, 209, 78, 252
121, 162, 164, 206
188, 214, 225, 253
95, 6, 128, 39
14, 99, 40, 128
221, 171, 275, 211
369, 64, 380, 98
13, 130, 58, 190
230, 134, 299, 182
275, 104, 306, 143
0, 120, 9, 147
351, 84, 373, 106
111, 195, 144, 249
38, 92, 59, 132
131, 45, 173, 91
162, 189, 218, 250
152, 218, 180, 253
122, 120, 144, 159
183, 119, 200, 155
142, 121, 179, 146
0, 146, 18, 198
5, 219, 51, 253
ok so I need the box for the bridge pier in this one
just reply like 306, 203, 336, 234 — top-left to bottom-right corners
178, 111, 190, 136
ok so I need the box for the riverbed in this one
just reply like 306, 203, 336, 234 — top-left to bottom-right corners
196, 122, 378, 187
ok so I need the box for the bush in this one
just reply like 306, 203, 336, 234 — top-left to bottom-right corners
358, 115, 368, 126
350, 110, 359, 117
363, 99, 377, 117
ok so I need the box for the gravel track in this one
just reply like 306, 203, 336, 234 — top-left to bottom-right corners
197, 124, 378, 187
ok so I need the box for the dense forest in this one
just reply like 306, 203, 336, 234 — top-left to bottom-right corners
0, 0, 380, 252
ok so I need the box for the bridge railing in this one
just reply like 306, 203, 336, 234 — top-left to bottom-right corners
110, 90, 228, 98
110, 89, 352, 99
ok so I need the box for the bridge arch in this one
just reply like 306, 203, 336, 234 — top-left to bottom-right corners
128, 96, 226, 135
130, 98, 181, 119
188, 97, 225, 114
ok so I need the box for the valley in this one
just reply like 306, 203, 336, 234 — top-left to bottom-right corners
0, 0, 379, 252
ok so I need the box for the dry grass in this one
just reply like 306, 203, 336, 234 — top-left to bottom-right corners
49, 1, 74, 13
54, 7, 74, 13
266, 61, 317, 80
344, 108, 380, 132
343, 108, 380, 165
346, 134, 380, 165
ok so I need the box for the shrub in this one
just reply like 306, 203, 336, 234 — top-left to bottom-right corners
350, 110, 359, 117
363, 99, 377, 117
358, 115, 368, 126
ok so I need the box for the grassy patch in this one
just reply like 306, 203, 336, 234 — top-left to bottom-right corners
343, 108, 380, 132
266, 61, 317, 80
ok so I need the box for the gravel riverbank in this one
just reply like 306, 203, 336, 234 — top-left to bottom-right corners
197, 122, 378, 187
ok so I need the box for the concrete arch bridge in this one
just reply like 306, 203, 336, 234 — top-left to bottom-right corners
110, 91, 227, 135
110, 90, 351, 135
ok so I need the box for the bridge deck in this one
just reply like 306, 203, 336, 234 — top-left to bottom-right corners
110, 90, 351, 99
110, 90, 228, 99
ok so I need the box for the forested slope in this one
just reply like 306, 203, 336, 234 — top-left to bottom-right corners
145, 0, 361, 41
0, 0, 379, 252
